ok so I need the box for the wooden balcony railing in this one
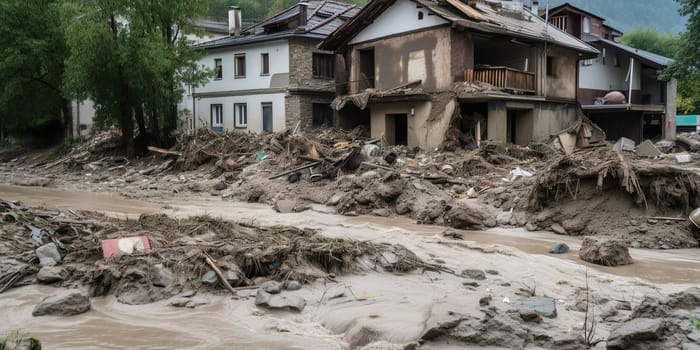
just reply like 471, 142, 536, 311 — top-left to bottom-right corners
464, 66, 536, 93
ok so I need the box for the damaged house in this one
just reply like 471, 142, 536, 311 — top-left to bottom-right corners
543, 2, 678, 143
191, 1, 359, 133
319, 0, 599, 149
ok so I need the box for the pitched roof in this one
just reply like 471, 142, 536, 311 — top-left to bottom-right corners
320, 0, 598, 55
541, 2, 623, 36
200, 0, 360, 50
591, 38, 673, 69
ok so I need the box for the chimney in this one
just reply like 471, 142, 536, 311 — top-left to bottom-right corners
531, 0, 539, 15
228, 6, 242, 36
298, 2, 308, 28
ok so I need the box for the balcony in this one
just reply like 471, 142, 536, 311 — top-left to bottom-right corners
464, 66, 535, 94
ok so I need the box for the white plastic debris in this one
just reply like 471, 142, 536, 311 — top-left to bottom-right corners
503, 297, 511, 304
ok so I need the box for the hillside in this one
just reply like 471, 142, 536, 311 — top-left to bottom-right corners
546, 0, 687, 34
207, 0, 687, 35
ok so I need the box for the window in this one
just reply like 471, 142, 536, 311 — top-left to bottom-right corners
260, 53, 269, 75
550, 16, 567, 32
613, 53, 620, 67
582, 58, 593, 66
418, 11, 424, 20
210, 104, 223, 131
214, 58, 222, 80
234, 103, 247, 128
602, 48, 606, 65
235, 54, 246, 78
312, 53, 334, 79
583, 16, 591, 34
546, 56, 554, 76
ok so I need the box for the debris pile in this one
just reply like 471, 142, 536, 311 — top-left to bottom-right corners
0, 199, 441, 305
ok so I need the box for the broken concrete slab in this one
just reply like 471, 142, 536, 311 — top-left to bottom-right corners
637, 140, 663, 157
519, 296, 557, 318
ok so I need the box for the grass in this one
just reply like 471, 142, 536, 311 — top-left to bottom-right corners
692, 316, 700, 330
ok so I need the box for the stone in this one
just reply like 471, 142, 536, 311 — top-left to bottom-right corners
212, 180, 228, 191
461, 269, 486, 280
519, 297, 557, 318
201, 270, 217, 284
260, 281, 282, 294
496, 212, 513, 226
36, 243, 61, 267
684, 343, 700, 350
284, 280, 302, 291
525, 222, 538, 231
181, 289, 196, 298
485, 270, 499, 275
550, 223, 567, 235
479, 295, 492, 306
667, 287, 700, 309
549, 243, 570, 254
360, 171, 379, 180
327, 194, 342, 206
0, 333, 41, 350
463, 281, 479, 287
150, 264, 174, 287
519, 309, 542, 323
255, 290, 306, 312
273, 199, 296, 213
170, 296, 209, 308
375, 183, 402, 201
615, 300, 632, 311
32, 289, 91, 316
606, 318, 665, 350
37, 266, 66, 283
579, 238, 633, 266
561, 218, 587, 234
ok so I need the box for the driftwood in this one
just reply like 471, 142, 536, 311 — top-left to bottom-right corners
147, 146, 182, 156
203, 253, 238, 296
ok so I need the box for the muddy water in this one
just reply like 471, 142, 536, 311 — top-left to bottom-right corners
2, 184, 700, 349
2, 184, 699, 284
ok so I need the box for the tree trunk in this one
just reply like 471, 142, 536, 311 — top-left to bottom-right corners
62, 99, 74, 140
118, 83, 135, 157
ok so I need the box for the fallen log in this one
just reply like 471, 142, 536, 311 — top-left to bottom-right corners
147, 146, 182, 157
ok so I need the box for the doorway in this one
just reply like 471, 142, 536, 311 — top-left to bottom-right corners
262, 102, 273, 132
506, 108, 534, 145
386, 113, 408, 145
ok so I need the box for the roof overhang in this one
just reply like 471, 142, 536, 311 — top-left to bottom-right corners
582, 104, 666, 113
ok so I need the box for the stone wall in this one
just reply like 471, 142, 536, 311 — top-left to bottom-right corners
288, 38, 336, 92
285, 93, 335, 130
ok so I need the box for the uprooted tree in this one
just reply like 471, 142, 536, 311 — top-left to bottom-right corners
63, 0, 210, 157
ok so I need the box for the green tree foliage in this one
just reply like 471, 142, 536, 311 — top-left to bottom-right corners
0, 0, 72, 137
620, 28, 681, 58
664, 0, 700, 114
64, 0, 209, 156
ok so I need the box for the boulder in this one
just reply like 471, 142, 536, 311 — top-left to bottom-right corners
519, 309, 542, 323
496, 212, 513, 226
519, 297, 557, 318
35, 243, 61, 267
150, 264, 174, 287
550, 223, 567, 235
255, 289, 305, 312
446, 204, 486, 229
461, 269, 486, 280
36, 266, 66, 283
224, 271, 240, 286
273, 199, 296, 213
260, 281, 282, 294
32, 289, 91, 316
284, 280, 302, 291
549, 243, 570, 254
579, 238, 633, 266
606, 318, 665, 350
375, 183, 402, 201
201, 270, 217, 285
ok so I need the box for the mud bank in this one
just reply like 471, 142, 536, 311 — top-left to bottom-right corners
2, 191, 700, 349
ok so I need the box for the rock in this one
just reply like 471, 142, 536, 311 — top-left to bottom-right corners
35, 243, 61, 267
519, 297, 557, 318
224, 270, 240, 286
201, 270, 217, 285
170, 297, 192, 307
518, 309, 542, 323
461, 269, 486, 280
0, 333, 41, 350
273, 199, 296, 213
360, 171, 379, 180
615, 300, 632, 311
36, 266, 66, 283
375, 183, 402, 201
170, 296, 209, 308
525, 222, 538, 231
284, 280, 302, 291
479, 295, 492, 306
344, 325, 380, 349
255, 289, 305, 312
562, 218, 587, 234
667, 287, 700, 309
212, 180, 228, 191
550, 223, 567, 235
181, 289, 196, 298
549, 243, 570, 254
150, 264, 174, 287
684, 343, 700, 350
32, 289, 91, 316
485, 269, 499, 275
579, 238, 633, 266
327, 194, 343, 206
496, 212, 513, 226
463, 281, 479, 287
446, 203, 489, 229
606, 318, 665, 350
260, 281, 282, 294
420, 312, 464, 341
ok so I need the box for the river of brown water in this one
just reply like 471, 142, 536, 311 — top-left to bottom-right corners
1, 184, 699, 349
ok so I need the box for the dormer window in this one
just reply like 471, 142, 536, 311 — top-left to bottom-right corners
583, 16, 591, 34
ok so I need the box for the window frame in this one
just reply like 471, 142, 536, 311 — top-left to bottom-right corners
234, 53, 246, 78
546, 56, 555, 77
214, 58, 223, 80
582, 58, 593, 66
210, 104, 223, 131
234, 103, 248, 128
312, 52, 335, 80
260, 53, 270, 76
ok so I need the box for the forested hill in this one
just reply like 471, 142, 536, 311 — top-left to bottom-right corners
207, 0, 687, 35
544, 0, 686, 34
